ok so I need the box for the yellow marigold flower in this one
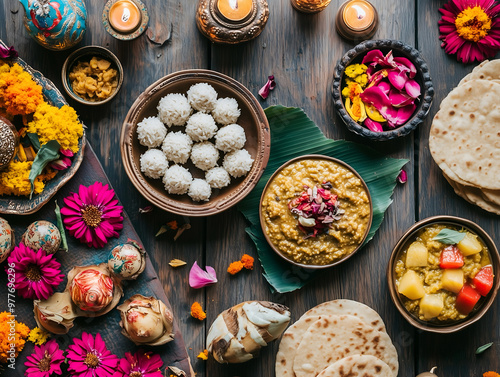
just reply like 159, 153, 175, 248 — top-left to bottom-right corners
28, 327, 50, 345
344, 63, 368, 79
197, 349, 209, 360
0, 311, 30, 363
0, 161, 56, 197
353, 73, 368, 87
28, 102, 83, 153
190, 302, 206, 321
341, 81, 363, 100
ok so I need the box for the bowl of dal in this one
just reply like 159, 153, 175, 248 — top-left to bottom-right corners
387, 215, 500, 333
259, 155, 372, 269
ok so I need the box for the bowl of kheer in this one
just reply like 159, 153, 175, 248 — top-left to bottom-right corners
259, 155, 372, 269
388, 216, 500, 333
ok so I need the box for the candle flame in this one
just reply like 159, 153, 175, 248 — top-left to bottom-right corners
121, 7, 131, 22
229, 0, 238, 10
352, 4, 366, 19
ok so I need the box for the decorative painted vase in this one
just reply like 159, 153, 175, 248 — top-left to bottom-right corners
19, 0, 87, 50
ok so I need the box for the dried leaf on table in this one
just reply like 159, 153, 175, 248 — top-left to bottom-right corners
169, 259, 187, 268
173, 224, 191, 241
476, 342, 494, 355
139, 206, 153, 214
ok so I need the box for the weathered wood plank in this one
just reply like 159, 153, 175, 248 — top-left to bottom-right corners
417, 1, 500, 375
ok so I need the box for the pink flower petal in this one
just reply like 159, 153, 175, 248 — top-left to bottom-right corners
189, 261, 218, 289
258, 75, 276, 99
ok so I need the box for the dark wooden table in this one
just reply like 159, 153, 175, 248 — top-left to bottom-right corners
1, 1, 499, 376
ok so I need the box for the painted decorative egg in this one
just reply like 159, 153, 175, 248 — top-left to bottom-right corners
0, 217, 15, 263
70, 268, 114, 312
107, 242, 146, 280
22, 220, 61, 255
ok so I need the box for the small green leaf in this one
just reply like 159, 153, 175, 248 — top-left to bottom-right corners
54, 200, 68, 252
155, 224, 169, 237
27, 133, 41, 151
29, 140, 60, 198
432, 229, 466, 244
475, 342, 493, 355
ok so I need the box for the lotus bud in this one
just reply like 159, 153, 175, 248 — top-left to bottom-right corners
107, 241, 146, 280
34, 292, 78, 334
22, 220, 61, 255
0, 217, 14, 263
117, 294, 175, 346
70, 265, 115, 312
59, 148, 74, 157
207, 301, 291, 363
50, 157, 72, 171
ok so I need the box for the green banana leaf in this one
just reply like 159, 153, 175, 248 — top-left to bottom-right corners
238, 105, 408, 293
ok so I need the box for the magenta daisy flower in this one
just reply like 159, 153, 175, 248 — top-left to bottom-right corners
67, 332, 119, 377
6, 243, 64, 300
24, 339, 65, 377
61, 182, 124, 248
439, 0, 500, 63
113, 350, 163, 377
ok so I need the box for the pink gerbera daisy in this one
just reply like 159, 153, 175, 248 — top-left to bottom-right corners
67, 332, 119, 377
113, 350, 163, 377
439, 0, 500, 63
6, 243, 64, 300
61, 182, 123, 248
24, 339, 65, 377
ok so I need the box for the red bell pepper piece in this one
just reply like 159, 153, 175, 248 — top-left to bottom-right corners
439, 245, 464, 269
456, 284, 481, 315
473, 265, 494, 296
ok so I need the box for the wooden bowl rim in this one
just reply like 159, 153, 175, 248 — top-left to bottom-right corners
61, 45, 124, 106
120, 69, 271, 216
387, 215, 500, 333
258, 154, 373, 269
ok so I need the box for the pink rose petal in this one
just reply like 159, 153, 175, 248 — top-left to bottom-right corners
189, 261, 217, 289
364, 118, 384, 132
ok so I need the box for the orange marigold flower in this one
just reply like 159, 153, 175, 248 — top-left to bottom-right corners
241, 254, 254, 270
191, 302, 206, 321
197, 349, 208, 360
227, 261, 244, 275
484, 372, 500, 377
0, 311, 30, 363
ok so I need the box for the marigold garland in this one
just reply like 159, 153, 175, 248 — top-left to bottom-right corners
0, 311, 30, 363
28, 102, 83, 153
0, 161, 56, 196
0, 63, 43, 115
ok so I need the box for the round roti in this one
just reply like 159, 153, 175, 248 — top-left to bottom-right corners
429, 79, 500, 190
317, 355, 393, 377
459, 59, 500, 84
275, 300, 387, 377
293, 315, 399, 377
458, 60, 489, 86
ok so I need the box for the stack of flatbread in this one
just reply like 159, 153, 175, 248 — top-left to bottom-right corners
275, 300, 398, 377
429, 59, 500, 215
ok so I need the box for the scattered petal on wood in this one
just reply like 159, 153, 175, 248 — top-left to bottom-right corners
165, 366, 187, 376
258, 75, 276, 99
169, 259, 187, 268
174, 224, 191, 241
139, 206, 153, 214
167, 220, 178, 230
155, 224, 169, 237
397, 169, 407, 184
476, 342, 494, 355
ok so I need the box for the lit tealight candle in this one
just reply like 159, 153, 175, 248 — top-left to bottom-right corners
109, 0, 142, 34
343, 0, 375, 31
217, 0, 253, 22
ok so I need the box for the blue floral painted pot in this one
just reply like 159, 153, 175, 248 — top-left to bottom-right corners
19, 0, 87, 50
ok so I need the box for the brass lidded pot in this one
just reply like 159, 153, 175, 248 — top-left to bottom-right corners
0, 116, 19, 171
290, 0, 332, 13
336, 0, 379, 42
196, 0, 269, 44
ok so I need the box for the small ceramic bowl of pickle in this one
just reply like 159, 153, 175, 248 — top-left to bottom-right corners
387, 215, 500, 333
62, 46, 123, 105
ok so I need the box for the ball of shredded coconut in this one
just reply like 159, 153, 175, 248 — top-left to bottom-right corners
162, 131, 193, 164
222, 149, 254, 178
186, 113, 218, 142
190, 141, 219, 171
157, 93, 192, 127
163, 165, 192, 195
212, 97, 241, 125
187, 83, 218, 113
188, 179, 212, 202
140, 149, 169, 179
136, 116, 167, 148
215, 123, 246, 152
205, 167, 231, 189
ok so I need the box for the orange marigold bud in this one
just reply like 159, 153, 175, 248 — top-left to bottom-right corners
227, 261, 244, 275
190, 302, 206, 321
241, 254, 254, 269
